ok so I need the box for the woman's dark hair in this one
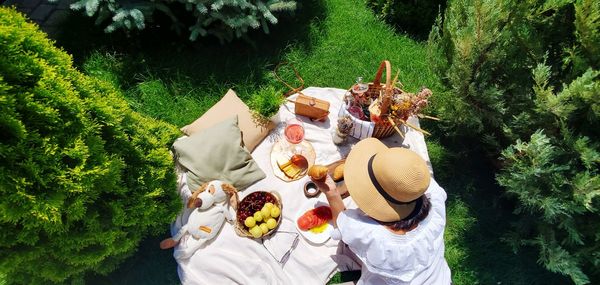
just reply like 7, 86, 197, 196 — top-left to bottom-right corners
380, 195, 431, 231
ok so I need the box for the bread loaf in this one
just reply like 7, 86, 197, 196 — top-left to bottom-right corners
308, 165, 328, 181
333, 163, 345, 182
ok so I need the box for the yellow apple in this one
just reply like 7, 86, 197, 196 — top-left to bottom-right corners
249, 225, 262, 238
253, 211, 263, 222
264, 202, 274, 210
270, 206, 281, 218
266, 218, 277, 229
261, 207, 271, 220
259, 223, 269, 234
244, 216, 256, 228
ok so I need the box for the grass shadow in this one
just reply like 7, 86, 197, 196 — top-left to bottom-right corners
363, 0, 447, 42
86, 232, 179, 285
52, 0, 327, 127
437, 144, 572, 285
52, 0, 327, 83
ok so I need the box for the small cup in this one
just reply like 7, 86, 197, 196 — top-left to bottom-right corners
303, 181, 320, 198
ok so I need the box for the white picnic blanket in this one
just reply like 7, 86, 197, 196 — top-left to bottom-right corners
171, 87, 432, 285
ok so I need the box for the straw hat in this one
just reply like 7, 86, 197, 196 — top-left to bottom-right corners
344, 138, 431, 222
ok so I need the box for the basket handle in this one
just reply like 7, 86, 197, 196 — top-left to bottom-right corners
274, 61, 305, 97
372, 60, 392, 89
373, 60, 393, 117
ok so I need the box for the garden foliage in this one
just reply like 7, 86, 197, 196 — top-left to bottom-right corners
57, 0, 297, 42
428, 0, 599, 283
366, 0, 447, 39
0, 7, 181, 284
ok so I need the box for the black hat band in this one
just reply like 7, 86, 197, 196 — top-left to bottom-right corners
367, 155, 419, 205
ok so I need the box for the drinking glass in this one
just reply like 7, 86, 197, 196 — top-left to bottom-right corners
284, 117, 305, 156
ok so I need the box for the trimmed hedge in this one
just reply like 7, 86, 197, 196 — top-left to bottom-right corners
0, 7, 181, 284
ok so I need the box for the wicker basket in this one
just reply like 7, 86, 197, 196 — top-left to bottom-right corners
345, 60, 404, 139
234, 191, 283, 238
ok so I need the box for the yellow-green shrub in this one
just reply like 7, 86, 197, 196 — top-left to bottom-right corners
0, 7, 181, 284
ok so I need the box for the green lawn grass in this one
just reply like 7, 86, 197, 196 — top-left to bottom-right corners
48, 0, 571, 284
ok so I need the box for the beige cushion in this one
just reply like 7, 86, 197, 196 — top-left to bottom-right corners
180, 89, 275, 152
173, 116, 266, 192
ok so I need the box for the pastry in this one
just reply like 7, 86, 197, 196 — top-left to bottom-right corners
308, 165, 328, 181
333, 163, 345, 182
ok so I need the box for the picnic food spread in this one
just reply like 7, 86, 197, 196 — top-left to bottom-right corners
168, 82, 433, 284
297, 206, 332, 232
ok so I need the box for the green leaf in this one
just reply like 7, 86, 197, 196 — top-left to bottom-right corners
85, 0, 100, 17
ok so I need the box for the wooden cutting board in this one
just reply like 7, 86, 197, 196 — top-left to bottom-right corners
326, 159, 348, 198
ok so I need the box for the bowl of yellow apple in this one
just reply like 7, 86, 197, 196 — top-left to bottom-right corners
235, 191, 282, 239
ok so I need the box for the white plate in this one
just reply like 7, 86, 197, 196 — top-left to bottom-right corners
294, 199, 333, 244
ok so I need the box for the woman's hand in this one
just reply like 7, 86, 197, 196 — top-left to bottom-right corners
314, 175, 344, 227
314, 175, 339, 197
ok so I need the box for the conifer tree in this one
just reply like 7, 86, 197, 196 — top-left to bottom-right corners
497, 65, 599, 285
429, 0, 600, 283
60, 0, 297, 42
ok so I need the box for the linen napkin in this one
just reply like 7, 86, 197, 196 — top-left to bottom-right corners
261, 220, 300, 265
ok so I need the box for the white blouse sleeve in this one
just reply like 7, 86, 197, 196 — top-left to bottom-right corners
425, 179, 446, 212
330, 210, 350, 241
332, 209, 378, 249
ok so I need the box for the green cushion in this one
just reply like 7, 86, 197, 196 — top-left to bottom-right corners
172, 116, 266, 192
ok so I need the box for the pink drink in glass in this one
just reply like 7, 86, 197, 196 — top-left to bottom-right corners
285, 123, 305, 144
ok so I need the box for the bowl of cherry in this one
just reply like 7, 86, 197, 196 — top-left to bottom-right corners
235, 191, 282, 239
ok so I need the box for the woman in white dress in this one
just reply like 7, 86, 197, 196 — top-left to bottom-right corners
318, 138, 452, 285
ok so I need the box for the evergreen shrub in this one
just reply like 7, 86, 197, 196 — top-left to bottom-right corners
428, 0, 599, 283
55, 0, 297, 42
0, 7, 181, 284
